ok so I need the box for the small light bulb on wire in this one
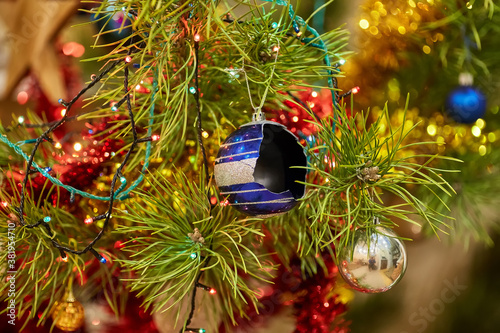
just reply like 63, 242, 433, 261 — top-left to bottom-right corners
90, 248, 107, 264
74, 142, 82, 151
194, 33, 200, 42
125, 55, 132, 63
114, 241, 125, 249
196, 283, 217, 295
352, 86, 360, 94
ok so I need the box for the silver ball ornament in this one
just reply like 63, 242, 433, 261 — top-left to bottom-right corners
338, 226, 407, 293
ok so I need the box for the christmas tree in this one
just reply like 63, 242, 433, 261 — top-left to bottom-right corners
0, 1, 498, 332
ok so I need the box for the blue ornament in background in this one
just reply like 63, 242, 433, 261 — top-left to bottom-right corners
214, 120, 307, 218
446, 85, 487, 124
91, 9, 133, 44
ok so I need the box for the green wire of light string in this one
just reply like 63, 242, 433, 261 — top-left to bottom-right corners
116, 69, 157, 200
263, 0, 341, 114
313, 0, 326, 35
0, 72, 156, 202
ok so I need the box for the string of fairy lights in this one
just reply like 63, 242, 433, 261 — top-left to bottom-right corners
183, 32, 214, 333
0, 50, 157, 263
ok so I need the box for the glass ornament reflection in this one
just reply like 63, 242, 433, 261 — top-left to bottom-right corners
338, 226, 407, 293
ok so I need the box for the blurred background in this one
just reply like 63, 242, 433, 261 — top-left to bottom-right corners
1, 1, 499, 332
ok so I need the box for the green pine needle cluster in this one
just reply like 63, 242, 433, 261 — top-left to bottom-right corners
425, 0, 499, 79
115, 170, 273, 325
303, 100, 458, 248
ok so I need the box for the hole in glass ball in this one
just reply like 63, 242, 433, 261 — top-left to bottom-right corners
253, 123, 307, 199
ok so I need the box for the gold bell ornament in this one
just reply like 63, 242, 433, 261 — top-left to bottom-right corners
51, 277, 85, 331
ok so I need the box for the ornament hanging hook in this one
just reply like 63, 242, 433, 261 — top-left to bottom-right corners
252, 107, 265, 122
458, 72, 474, 86
66, 275, 75, 302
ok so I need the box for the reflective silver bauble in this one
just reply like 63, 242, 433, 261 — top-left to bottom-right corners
338, 226, 407, 293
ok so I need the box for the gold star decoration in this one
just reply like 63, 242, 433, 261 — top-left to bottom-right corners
0, 0, 79, 102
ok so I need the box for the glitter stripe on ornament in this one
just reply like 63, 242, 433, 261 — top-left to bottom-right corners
217, 139, 262, 160
214, 150, 260, 164
219, 182, 295, 214
219, 183, 296, 198
214, 158, 258, 186
231, 198, 294, 205
221, 124, 263, 145
220, 188, 270, 195
220, 137, 262, 148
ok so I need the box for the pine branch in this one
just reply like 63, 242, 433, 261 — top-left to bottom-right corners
0, 181, 126, 328
114, 170, 274, 326
79, 1, 349, 171
293, 99, 459, 252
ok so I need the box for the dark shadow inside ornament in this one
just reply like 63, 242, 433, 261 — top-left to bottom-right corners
253, 123, 307, 199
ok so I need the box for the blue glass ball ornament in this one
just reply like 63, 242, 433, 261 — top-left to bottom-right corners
338, 226, 407, 293
446, 86, 486, 124
214, 120, 307, 218
91, 9, 133, 44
